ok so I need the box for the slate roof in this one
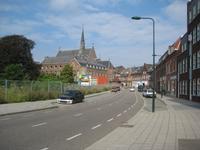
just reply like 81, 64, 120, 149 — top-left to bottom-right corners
97, 61, 114, 68
75, 57, 106, 68
42, 48, 96, 65
42, 56, 71, 64
56, 48, 94, 58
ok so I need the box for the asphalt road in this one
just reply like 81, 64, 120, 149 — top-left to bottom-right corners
0, 89, 144, 150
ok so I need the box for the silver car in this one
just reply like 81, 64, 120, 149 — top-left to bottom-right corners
143, 89, 156, 98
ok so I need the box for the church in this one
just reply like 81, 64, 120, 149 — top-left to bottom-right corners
41, 28, 114, 85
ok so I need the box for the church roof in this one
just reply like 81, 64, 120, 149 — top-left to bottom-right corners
97, 60, 114, 68
42, 56, 71, 64
56, 48, 95, 58
75, 57, 106, 68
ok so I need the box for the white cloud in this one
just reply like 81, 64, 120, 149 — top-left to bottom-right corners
0, 0, 187, 66
164, 0, 187, 24
49, 0, 80, 11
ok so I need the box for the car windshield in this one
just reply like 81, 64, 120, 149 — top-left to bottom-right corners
64, 91, 75, 96
147, 89, 153, 92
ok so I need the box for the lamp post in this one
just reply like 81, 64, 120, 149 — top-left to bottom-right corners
131, 16, 156, 112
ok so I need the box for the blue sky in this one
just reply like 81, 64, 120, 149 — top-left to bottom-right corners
0, 0, 187, 67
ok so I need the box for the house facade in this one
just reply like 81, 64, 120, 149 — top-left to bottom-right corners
156, 38, 181, 96
187, 0, 200, 101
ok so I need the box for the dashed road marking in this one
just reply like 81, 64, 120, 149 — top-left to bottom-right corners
74, 113, 83, 117
91, 124, 102, 130
32, 122, 47, 127
40, 147, 48, 150
66, 133, 82, 141
107, 118, 114, 122
117, 113, 122, 117
128, 107, 131, 110
123, 110, 127, 113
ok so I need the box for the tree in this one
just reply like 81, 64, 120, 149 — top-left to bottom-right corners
38, 74, 59, 81
0, 35, 40, 80
3, 64, 24, 80
60, 64, 74, 83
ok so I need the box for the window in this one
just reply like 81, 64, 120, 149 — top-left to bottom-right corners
185, 80, 188, 95
193, 52, 197, 70
185, 58, 188, 72
179, 61, 183, 74
189, 10, 192, 23
197, 24, 200, 42
193, 27, 197, 44
193, 5, 197, 19
183, 59, 185, 73
198, 1, 200, 14
197, 78, 200, 96
197, 51, 200, 68
193, 78, 197, 96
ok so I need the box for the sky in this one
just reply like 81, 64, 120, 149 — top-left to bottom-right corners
0, 0, 188, 67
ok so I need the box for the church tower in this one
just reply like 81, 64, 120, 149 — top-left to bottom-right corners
79, 27, 85, 56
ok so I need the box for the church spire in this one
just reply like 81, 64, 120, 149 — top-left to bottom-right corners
80, 26, 85, 50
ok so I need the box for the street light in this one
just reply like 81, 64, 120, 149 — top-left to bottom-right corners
131, 16, 156, 112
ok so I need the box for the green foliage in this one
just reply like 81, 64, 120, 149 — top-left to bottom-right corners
3, 64, 25, 80
0, 35, 40, 80
60, 64, 74, 83
38, 74, 60, 81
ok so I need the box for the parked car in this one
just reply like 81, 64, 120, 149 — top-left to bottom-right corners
143, 89, 156, 98
138, 85, 144, 92
57, 90, 84, 104
129, 87, 135, 92
111, 86, 120, 92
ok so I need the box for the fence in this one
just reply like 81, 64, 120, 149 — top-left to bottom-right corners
0, 80, 111, 104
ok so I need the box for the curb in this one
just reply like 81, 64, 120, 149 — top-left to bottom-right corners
0, 106, 59, 117
85, 91, 110, 98
0, 91, 110, 116
156, 97, 167, 105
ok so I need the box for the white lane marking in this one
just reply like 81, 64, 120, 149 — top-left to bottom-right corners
107, 118, 114, 122
74, 113, 83, 117
91, 124, 102, 130
128, 107, 131, 110
66, 133, 82, 141
117, 113, 122, 117
97, 107, 102, 110
32, 122, 47, 127
0, 118, 11, 121
131, 105, 134, 108
123, 110, 127, 113
40, 147, 48, 150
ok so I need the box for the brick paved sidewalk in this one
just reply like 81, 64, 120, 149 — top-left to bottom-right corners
85, 94, 200, 150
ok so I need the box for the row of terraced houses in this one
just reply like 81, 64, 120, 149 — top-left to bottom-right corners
156, 0, 200, 102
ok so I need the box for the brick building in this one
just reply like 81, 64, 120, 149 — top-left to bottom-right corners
156, 38, 181, 96
41, 28, 110, 85
187, 0, 200, 101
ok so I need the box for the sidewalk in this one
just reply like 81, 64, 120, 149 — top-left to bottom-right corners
0, 91, 109, 116
85, 94, 200, 150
